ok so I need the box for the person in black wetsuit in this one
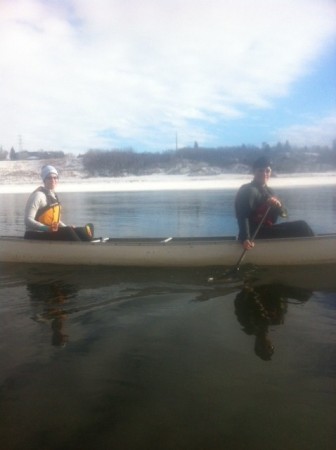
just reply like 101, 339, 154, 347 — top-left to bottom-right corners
235, 156, 314, 251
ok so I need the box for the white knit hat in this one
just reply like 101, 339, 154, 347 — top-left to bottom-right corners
41, 165, 58, 181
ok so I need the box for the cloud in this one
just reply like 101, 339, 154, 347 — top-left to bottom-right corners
0, 0, 335, 152
276, 113, 336, 147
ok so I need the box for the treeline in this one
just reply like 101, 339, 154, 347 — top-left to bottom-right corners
0, 147, 64, 161
82, 149, 175, 176
82, 142, 336, 176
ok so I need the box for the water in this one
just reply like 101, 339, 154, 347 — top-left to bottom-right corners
0, 186, 335, 450
2, 186, 336, 237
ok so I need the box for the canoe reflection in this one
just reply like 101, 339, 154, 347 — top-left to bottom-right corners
27, 281, 77, 347
234, 284, 312, 361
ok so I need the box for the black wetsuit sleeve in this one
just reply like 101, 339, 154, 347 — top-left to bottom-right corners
235, 184, 257, 242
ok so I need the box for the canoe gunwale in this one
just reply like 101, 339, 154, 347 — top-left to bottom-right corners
1, 233, 335, 245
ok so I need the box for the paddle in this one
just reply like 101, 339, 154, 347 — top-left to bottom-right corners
209, 205, 271, 282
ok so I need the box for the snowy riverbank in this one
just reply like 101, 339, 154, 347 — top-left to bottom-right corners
1, 159, 336, 193
1, 173, 336, 194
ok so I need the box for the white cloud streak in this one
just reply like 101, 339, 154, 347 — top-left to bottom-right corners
0, 0, 335, 152
277, 114, 336, 147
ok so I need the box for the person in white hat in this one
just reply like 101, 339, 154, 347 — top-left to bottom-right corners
24, 165, 93, 241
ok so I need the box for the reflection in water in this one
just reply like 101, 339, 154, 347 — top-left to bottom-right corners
234, 283, 312, 361
27, 281, 77, 347
0, 262, 335, 450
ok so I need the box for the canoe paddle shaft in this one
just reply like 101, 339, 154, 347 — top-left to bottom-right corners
233, 205, 271, 271
208, 205, 271, 282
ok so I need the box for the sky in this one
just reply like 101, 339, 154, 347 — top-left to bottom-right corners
0, 0, 335, 154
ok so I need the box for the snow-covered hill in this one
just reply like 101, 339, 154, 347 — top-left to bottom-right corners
0, 156, 84, 184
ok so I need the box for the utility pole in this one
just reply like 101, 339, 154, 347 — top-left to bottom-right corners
18, 135, 23, 151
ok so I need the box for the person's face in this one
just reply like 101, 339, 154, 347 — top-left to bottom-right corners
44, 174, 59, 190
253, 166, 271, 185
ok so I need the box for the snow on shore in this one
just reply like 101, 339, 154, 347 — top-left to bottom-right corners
0, 159, 336, 194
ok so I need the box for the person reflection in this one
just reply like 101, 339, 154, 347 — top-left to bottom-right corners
27, 281, 77, 347
234, 283, 311, 361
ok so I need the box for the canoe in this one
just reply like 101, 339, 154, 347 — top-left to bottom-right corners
0, 234, 336, 267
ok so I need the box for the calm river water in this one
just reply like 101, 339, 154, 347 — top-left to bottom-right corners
0, 186, 335, 450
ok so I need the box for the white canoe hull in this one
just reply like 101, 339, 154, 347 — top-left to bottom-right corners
1, 235, 336, 267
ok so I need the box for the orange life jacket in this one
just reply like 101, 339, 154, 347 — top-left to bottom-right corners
35, 187, 61, 226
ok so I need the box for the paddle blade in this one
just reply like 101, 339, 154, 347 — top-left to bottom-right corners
208, 265, 241, 283
208, 263, 260, 284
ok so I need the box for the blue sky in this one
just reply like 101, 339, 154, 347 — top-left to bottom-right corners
0, 0, 335, 154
